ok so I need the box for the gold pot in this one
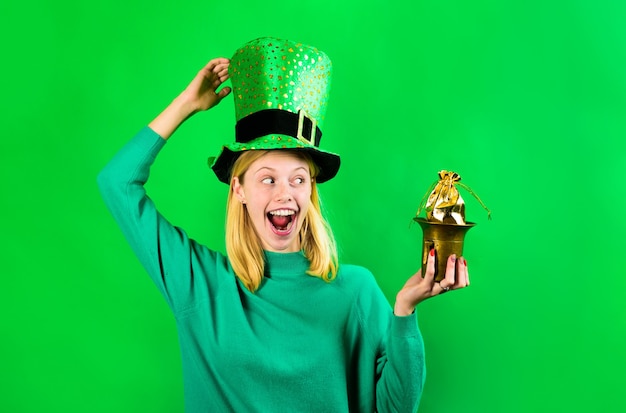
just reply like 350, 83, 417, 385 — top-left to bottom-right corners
414, 218, 475, 281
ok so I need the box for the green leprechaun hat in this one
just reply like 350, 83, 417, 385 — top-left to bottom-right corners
209, 37, 341, 184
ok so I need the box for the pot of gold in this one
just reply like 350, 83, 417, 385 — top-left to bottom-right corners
414, 171, 490, 281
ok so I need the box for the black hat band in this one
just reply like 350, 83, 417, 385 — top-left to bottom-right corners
235, 109, 322, 147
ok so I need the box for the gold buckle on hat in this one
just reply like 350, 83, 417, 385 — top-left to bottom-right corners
296, 110, 316, 145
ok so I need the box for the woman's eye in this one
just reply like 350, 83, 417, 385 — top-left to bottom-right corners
261, 177, 274, 184
294, 177, 305, 184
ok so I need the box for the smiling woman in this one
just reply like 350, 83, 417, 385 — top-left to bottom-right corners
97, 36, 469, 413
227, 149, 338, 291
233, 151, 314, 253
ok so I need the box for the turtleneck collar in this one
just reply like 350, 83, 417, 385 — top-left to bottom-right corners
263, 250, 310, 277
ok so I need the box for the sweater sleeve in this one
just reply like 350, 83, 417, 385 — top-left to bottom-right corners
97, 126, 222, 313
354, 271, 425, 413
375, 312, 426, 412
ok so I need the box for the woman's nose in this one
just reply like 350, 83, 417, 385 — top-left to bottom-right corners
274, 181, 293, 202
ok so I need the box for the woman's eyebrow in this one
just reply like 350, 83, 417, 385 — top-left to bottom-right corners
254, 166, 308, 174
254, 166, 276, 173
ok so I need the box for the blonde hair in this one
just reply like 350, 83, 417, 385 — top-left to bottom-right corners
225, 150, 338, 292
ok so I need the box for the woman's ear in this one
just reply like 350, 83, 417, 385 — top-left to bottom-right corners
232, 176, 246, 204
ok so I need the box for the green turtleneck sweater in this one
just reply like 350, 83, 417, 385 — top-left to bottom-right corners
97, 127, 425, 412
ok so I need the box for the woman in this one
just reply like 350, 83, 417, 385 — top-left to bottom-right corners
98, 37, 469, 413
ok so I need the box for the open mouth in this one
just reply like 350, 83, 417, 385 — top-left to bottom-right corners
267, 209, 296, 233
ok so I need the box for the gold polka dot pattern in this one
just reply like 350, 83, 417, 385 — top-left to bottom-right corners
230, 37, 332, 126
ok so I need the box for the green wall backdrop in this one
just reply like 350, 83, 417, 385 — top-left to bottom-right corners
2, 0, 625, 411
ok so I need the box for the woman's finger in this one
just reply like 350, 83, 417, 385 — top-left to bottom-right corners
214, 64, 229, 76
205, 58, 229, 72
453, 257, 467, 289
423, 249, 436, 284
440, 254, 457, 291
436, 282, 450, 295
216, 86, 232, 99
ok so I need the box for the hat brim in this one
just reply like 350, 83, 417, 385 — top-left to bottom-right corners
210, 134, 340, 185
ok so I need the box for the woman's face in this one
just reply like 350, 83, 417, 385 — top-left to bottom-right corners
232, 151, 312, 253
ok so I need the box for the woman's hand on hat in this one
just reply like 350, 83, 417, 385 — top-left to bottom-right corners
148, 58, 232, 139
181, 58, 232, 112
393, 251, 470, 316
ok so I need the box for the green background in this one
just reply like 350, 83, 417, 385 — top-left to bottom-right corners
2, 0, 624, 411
